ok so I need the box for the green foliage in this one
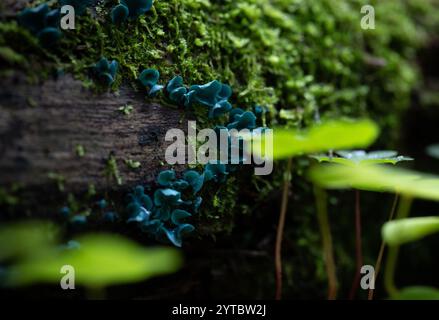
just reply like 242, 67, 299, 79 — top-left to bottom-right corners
309, 164, 439, 201
7, 233, 182, 288
0, 221, 182, 288
253, 119, 379, 160
1, 0, 439, 297
382, 216, 439, 246
312, 150, 413, 166
391, 286, 439, 300
0, 221, 59, 260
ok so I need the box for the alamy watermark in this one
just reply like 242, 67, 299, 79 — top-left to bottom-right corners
360, 265, 375, 290
60, 6, 76, 30
361, 5, 375, 30
164, 121, 273, 176
61, 5, 376, 31
60, 265, 75, 290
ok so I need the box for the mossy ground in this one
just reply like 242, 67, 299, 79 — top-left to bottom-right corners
1, 0, 439, 298
2, 0, 437, 130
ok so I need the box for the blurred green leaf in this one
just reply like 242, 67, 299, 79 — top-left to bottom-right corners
382, 216, 439, 246
312, 150, 413, 166
7, 233, 183, 288
0, 221, 59, 261
391, 286, 439, 300
252, 119, 379, 160
309, 164, 439, 201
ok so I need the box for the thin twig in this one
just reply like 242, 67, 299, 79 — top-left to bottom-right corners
275, 158, 292, 300
349, 190, 363, 299
314, 185, 338, 299
368, 193, 399, 300
384, 196, 413, 297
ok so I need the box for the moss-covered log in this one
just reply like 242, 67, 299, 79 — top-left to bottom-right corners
1, 0, 439, 300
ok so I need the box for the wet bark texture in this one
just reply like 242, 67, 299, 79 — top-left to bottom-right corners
0, 73, 184, 191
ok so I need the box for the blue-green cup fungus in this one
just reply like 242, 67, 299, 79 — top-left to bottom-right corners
97, 198, 107, 209
18, 4, 50, 34
162, 224, 195, 247
140, 218, 163, 234
111, 0, 153, 24
204, 162, 229, 183
157, 169, 176, 187
127, 185, 153, 208
93, 57, 119, 87
210, 100, 232, 118
154, 188, 184, 207
187, 80, 233, 118
157, 170, 191, 191
122, 0, 154, 18
189, 80, 223, 107
37, 27, 62, 46
111, 4, 129, 24
59, 206, 71, 218
227, 109, 257, 130
125, 175, 198, 247
70, 214, 87, 226
126, 185, 153, 223
166, 76, 188, 105
166, 76, 233, 118
58, 0, 92, 16
18, 4, 62, 46
253, 105, 266, 122
45, 9, 61, 28
171, 179, 190, 191
183, 170, 205, 194
103, 211, 119, 223
193, 196, 203, 213
139, 69, 164, 97
171, 209, 192, 225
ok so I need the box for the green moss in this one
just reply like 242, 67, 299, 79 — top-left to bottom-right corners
1, 1, 438, 297
124, 159, 141, 170
75, 144, 86, 158
200, 176, 240, 235
105, 154, 123, 186
118, 104, 134, 115
47, 172, 66, 192
0, 46, 25, 64
2, 0, 439, 239
3, 1, 438, 134
0, 187, 20, 206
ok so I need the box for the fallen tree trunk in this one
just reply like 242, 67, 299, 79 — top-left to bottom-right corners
0, 0, 29, 18
0, 73, 184, 192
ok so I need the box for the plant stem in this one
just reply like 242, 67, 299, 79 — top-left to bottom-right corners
314, 185, 338, 300
384, 196, 413, 297
368, 193, 399, 300
275, 158, 292, 300
349, 189, 363, 299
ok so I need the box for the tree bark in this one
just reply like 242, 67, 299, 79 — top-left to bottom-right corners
0, 73, 185, 192
0, 0, 31, 18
